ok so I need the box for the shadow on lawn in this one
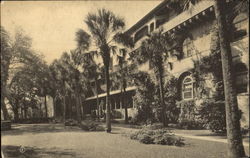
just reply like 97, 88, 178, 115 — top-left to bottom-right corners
1, 124, 83, 136
2, 145, 78, 158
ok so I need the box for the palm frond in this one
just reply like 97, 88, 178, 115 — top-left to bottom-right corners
75, 29, 91, 52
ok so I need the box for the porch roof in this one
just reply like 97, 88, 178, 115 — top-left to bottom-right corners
85, 86, 137, 101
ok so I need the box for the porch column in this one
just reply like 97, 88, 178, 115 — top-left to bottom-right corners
114, 97, 117, 109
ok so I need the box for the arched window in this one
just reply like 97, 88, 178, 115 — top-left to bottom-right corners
183, 37, 194, 58
182, 76, 194, 100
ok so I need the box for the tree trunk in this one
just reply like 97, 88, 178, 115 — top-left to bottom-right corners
13, 107, 19, 122
21, 107, 24, 120
24, 106, 27, 119
52, 97, 56, 118
63, 84, 67, 123
158, 69, 167, 127
75, 93, 82, 125
123, 86, 128, 124
1, 87, 9, 120
95, 78, 100, 121
105, 63, 111, 132
79, 95, 84, 119
214, 0, 245, 157
40, 103, 43, 118
44, 95, 48, 118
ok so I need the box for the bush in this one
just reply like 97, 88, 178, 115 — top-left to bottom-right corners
153, 133, 184, 146
14, 118, 52, 124
64, 119, 78, 126
130, 128, 184, 146
132, 71, 156, 124
143, 123, 164, 130
177, 120, 203, 130
198, 99, 227, 133
176, 100, 203, 130
79, 121, 104, 131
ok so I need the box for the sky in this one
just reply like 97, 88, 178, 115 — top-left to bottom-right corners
1, 0, 161, 64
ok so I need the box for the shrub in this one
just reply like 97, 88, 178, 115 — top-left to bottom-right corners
132, 71, 156, 124
138, 134, 154, 144
198, 99, 227, 133
64, 119, 78, 126
15, 118, 52, 124
176, 100, 203, 129
79, 121, 104, 131
130, 128, 184, 146
153, 133, 184, 146
177, 120, 203, 130
143, 123, 164, 130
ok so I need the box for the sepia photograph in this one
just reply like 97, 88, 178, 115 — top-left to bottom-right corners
1, 0, 249, 157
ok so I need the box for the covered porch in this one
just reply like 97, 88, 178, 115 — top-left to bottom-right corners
83, 86, 137, 119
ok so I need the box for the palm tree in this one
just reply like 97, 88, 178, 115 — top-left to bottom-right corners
116, 48, 130, 123
52, 56, 69, 122
50, 60, 68, 121
84, 8, 133, 132
70, 50, 88, 124
214, 1, 245, 157
75, 29, 102, 120
82, 52, 102, 120
137, 29, 172, 126
169, 0, 246, 157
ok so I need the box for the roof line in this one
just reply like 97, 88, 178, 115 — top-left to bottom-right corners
125, 0, 169, 35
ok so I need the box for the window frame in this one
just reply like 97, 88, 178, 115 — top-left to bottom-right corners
182, 76, 194, 100
182, 37, 194, 58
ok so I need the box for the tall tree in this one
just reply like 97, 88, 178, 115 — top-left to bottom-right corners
69, 50, 88, 124
214, 1, 245, 157
137, 29, 172, 126
169, 0, 246, 157
84, 8, 133, 132
1, 27, 36, 120
82, 52, 101, 120
1, 26, 11, 120
115, 48, 130, 123
75, 29, 102, 120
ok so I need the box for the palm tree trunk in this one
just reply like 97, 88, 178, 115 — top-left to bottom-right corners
158, 68, 167, 127
44, 95, 48, 118
105, 63, 111, 132
123, 84, 128, 124
75, 93, 82, 124
79, 95, 84, 119
95, 78, 100, 121
214, 0, 245, 157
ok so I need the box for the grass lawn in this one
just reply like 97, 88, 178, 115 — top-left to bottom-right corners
1, 124, 249, 158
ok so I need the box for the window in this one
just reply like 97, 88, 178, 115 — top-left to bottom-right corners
134, 26, 148, 43
182, 76, 194, 100
232, 13, 248, 41
183, 37, 194, 58
235, 63, 248, 93
150, 22, 154, 32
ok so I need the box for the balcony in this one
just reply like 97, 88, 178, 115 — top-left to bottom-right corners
162, 1, 214, 33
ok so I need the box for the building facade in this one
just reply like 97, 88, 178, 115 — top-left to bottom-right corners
83, 1, 249, 127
